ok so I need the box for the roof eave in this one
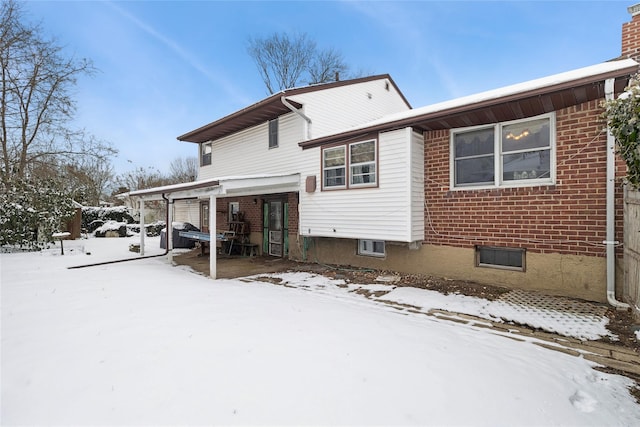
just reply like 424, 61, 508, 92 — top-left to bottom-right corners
299, 60, 639, 150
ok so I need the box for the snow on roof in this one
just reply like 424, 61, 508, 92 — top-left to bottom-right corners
318, 58, 639, 136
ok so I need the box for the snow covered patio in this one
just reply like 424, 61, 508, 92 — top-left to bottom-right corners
2, 236, 640, 425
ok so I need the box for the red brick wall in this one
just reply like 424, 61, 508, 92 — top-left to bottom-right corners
622, 9, 640, 61
214, 193, 299, 234
424, 100, 625, 258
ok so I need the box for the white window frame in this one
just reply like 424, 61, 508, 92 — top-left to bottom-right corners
322, 146, 347, 189
349, 140, 377, 187
228, 202, 239, 221
269, 118, 278, 148
450, 113, 556, 190
322, 139, 378, 190
358, 239, 385, 257
201, 142, 212, 166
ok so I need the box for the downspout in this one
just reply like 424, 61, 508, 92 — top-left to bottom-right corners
281, 96, 312, 140
604, 78, 630, 309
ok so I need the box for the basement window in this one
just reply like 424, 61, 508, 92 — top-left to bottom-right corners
358, 239, 385, 257
476, 246, 525, 271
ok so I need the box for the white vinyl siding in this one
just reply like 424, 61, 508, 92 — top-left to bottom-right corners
199, 112, 309, 181
286, 78, 410, 139
300, 128, 423, 243
172, 199, 201, 229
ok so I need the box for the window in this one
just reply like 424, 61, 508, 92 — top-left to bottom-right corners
269, 118, 278, 148
201, 142, 212, 166
323, 146, 346, 188
476, 246, 525, 271
350, 140, 377, 186
358, 239, 385, 257
451, 114, 554, 188
229, 202, 239, 221
322, 139, 377, 190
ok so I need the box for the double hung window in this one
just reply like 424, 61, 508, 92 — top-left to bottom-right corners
323, 146, 346, 188
451, 114, 554, 188
350, 140, 376, 186
201, 142, 212, 166
322, 139, 377, 189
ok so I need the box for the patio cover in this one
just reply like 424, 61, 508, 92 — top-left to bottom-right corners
128, 173, 300, 278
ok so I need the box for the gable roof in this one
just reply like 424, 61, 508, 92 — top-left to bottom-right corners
299, 58, 639, 149
177, 74, 410, 144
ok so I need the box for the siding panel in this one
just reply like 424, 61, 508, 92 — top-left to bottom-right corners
299, 128, 417, 242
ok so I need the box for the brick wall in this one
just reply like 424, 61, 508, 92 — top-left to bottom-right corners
622, 6, 640, 61
424, 100, 625, 258
215, 193, 299, 234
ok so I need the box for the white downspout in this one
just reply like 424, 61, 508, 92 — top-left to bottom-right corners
604, 78, 630, 309
281, 96, 312, 140
139, 199, 145, 256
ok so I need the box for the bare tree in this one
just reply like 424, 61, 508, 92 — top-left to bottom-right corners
307, 47, 349, 85
168, 156, 198, 183
247, 32, 316, 94
0, 0, 116, 184
247, 32, 357, 94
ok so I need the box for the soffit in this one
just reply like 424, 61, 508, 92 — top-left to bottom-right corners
177, 97, 302, 144
299, 63, 636, 149
177, 74, 404, 144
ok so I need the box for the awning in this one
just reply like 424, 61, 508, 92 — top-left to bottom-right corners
128, 173, 300, 201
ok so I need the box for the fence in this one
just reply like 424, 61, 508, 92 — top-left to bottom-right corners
624, 186, 640, 320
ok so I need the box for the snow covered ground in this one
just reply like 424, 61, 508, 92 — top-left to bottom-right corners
2, 236, 639, 426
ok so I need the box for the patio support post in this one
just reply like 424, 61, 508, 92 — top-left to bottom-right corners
167, 196, 174, 263
139, 199, 145, 256
209, 195, 217, 279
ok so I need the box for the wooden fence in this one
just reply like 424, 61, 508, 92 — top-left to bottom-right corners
624, 186, 640, 320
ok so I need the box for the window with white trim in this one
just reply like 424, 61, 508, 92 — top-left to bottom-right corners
350, 140, 377, 186
358, 239, 385, 257
323, 146, 346, 188
451, 114, 554, 188
201, 142, 212, 166
322, 139, 377, 190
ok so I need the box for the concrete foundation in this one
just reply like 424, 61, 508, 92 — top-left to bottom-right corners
288, 236, 621, 304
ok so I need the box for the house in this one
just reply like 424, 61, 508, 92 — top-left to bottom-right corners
131, 5, 640, 306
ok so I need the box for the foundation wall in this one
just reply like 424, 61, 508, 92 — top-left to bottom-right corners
294, 236, 619, 303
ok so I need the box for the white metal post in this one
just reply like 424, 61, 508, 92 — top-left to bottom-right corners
139, 199, 145, 256
209, 195, 217, 279
167, 196, 174, 263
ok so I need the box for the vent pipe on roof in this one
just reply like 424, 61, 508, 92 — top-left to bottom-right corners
281, 96, 312, 140
604, 78, 630, 309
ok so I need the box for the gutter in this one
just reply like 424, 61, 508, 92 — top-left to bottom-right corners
281, 96, 312, 140
604, 78, 630, 309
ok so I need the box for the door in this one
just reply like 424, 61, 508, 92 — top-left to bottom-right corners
268, 200, 283, 256
200, 201, 209, 232
263, 199, 289, 257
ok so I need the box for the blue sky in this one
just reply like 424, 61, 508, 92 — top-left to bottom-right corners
24, 0, 631, 176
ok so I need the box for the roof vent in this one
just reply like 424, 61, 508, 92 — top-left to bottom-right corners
629, 4, 640, 16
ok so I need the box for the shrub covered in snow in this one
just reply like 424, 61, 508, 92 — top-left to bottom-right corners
127, 221, 166, 237
82, 206, 135, 232
0, 177, 75, 250
93, 220, 130, 238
